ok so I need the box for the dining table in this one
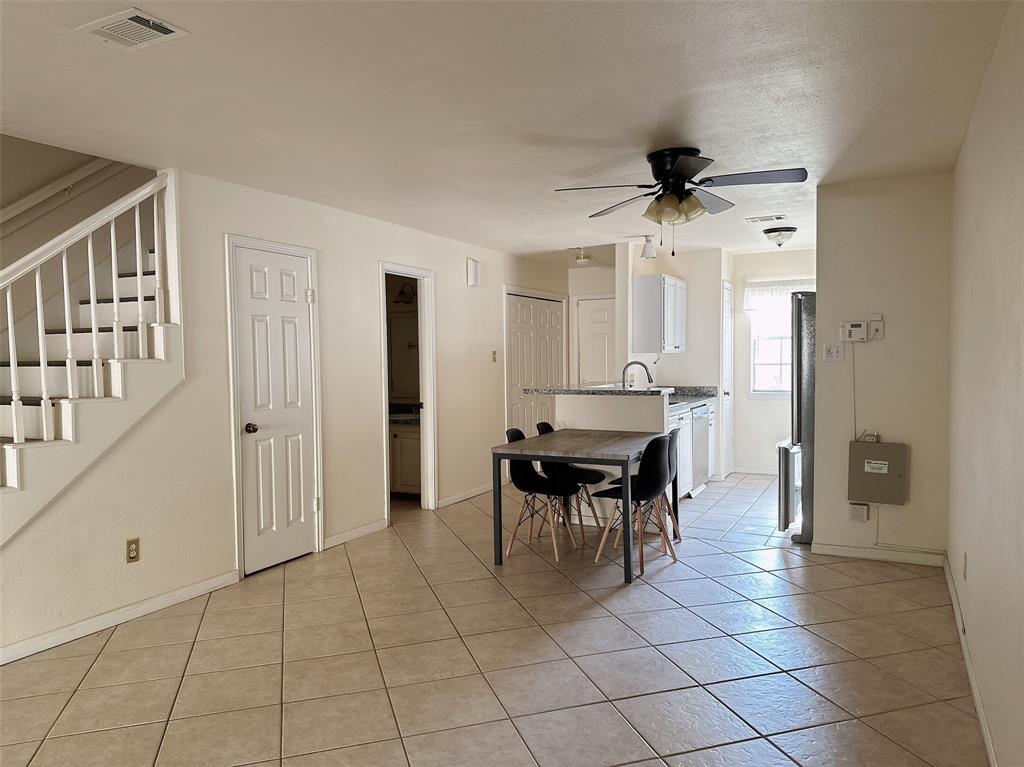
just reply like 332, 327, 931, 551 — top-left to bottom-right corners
491, 428, 673, 584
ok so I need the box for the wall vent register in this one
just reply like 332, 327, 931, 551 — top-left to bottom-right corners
77, 7, 188, 49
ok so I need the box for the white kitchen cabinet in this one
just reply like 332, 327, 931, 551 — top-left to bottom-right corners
632, 273, 687, 353
390, 423, 421, 493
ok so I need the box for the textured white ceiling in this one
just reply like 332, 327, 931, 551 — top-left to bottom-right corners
0, 2, 1007, 255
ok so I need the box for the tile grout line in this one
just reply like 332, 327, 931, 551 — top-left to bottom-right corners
342, 541, 416, 767
20, 624, 119, 765
149, 592, 211, 767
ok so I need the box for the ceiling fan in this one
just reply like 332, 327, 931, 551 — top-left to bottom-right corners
555, 147, 808, 224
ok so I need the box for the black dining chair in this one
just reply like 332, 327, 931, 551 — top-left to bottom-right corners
592, 433, 677, 574
504, 428, 581, 562
607, 427, 682, 542
536, 421, 605, 539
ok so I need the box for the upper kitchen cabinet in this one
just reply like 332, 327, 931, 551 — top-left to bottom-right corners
632, 273, 687, 353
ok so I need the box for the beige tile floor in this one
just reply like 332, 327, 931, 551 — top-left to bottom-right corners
0, 475, 989, 767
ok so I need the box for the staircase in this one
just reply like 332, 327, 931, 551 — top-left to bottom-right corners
0, 170, 184, 544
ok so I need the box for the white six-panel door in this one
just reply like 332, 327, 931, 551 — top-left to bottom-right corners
233, 245, 317, 574
577, 297, 617, 386
506, 293, 564, 436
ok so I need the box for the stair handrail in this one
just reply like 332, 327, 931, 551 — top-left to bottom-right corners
0, 173, 167, 288
1, 170, 178, 443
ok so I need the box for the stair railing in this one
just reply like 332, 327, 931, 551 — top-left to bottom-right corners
0, 170, 179, 443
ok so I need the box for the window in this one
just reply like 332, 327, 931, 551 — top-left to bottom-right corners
743, 279, 814, 393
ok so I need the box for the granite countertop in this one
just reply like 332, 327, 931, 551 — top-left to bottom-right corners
671, 385, 719, 400
522, 384, 719, 400
522, 384, 674, 397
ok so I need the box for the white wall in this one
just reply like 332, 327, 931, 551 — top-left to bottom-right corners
731, 249, 816, 473
947, 6, 1023, 763
632, 246, 726, 387
0, 170, 531, 650
815, 173, 951, 556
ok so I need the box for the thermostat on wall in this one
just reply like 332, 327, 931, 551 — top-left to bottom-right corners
840, 321, 868, 342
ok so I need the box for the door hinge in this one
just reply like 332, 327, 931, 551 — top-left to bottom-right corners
306, 288, 315, 304
313, 496, 321, 512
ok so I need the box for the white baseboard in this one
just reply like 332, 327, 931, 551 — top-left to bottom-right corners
732, 465, 777, 476
0, 570, 238, 666
943, 559, 999, 767
324, 518, 388, 550
438, 482, 494, 508
809, 542, 944, 567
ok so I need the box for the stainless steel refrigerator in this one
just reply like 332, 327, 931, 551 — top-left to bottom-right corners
778, 291, 815, 543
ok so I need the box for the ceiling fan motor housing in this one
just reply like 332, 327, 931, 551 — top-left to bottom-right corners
646, 147, 704, 183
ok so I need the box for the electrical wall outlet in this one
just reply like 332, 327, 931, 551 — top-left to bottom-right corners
848, 503, 870, 523
126, 538, 140, 564
823, 342, 844, 362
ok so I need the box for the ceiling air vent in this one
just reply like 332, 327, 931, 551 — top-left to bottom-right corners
77, 8, 188, 50
744, 214, 788, 225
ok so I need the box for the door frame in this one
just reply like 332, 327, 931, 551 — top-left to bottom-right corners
379, 262, 439, 516
224, 234, 326, 575
501, 284, 569, 431
720, 279, 735, 477
571, 292, 615, 386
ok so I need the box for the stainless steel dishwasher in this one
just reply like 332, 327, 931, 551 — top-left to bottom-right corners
691, 404, 710, 491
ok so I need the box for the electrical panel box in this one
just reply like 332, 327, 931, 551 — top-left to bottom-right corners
848, 441, 909, 505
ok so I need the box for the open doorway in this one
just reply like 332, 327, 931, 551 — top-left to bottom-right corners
380, 264, 437, 522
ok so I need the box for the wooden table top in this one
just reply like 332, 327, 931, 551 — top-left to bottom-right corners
492, 429, 663, 463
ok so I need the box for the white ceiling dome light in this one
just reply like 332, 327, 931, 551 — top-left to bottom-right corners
574, 247, 592, 266
764, 226, 797, 247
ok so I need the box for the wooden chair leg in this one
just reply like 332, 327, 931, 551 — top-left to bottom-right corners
546, 497, 560, 562
505, 495, 530, 557
654, 498, 677, 561
594, 502, 619, 562
582, 485, 603, 531
576, 493, 586, 542
560, 498, 578, 550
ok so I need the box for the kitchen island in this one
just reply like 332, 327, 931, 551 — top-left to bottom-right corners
521, 384, 719, 503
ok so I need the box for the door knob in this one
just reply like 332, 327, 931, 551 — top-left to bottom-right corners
244, 422, 259, 434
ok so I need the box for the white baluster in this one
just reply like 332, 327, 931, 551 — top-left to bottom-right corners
34, 267, 55, 440
134, 204, 149, 358
109, 218, 123, 359
5, 286, 24, 443
87, 232, 104, 397
152, 191, 166, 324
61, 249, 79, 399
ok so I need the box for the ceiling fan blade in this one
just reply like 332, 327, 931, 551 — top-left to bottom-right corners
696, 167, 808, 187
555, 183, 658, 192
691, 187, 735, 215
668, 154, 715, 182
588, 191, 658, 218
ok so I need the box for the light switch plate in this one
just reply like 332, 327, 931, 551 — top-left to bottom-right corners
823, 342, 844, 362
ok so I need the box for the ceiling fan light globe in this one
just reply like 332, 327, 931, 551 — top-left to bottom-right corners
681, 193, 707, 222
659, 193, 682, 223
642, 196, 664, 223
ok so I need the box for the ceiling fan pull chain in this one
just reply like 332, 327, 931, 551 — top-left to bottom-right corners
672, 224, 676, 257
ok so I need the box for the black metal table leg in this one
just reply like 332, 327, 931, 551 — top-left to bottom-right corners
492, 455, 503, 565
620, 460, 633, 583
